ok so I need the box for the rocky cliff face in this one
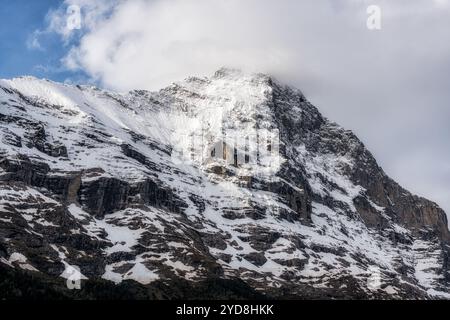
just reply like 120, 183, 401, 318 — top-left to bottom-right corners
0, 69, 449, 299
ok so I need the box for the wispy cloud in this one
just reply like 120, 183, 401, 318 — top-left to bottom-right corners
26, 30, 45, 51
27, 0, 117, 50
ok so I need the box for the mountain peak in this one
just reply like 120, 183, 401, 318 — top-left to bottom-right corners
213, 67, 246, 79
211, 67, 275, 84
1, 71, 449, 299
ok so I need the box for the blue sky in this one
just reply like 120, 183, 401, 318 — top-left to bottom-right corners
0, 0, 85, 82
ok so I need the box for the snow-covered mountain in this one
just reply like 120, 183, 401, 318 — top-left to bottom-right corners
1, 68, 449, 299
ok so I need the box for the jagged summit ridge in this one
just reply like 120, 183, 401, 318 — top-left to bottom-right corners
0, 69, 449, 299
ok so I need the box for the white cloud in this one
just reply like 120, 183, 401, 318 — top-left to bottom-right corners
62, 0, 302, 90
26, 32, 44, 51
43, 0, 450, 218
434, 0, 449, 8
54, 0, 450, 91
